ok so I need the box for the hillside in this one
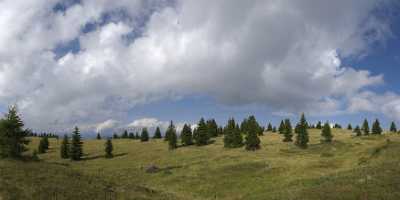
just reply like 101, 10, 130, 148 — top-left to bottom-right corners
1, 129, 400, 200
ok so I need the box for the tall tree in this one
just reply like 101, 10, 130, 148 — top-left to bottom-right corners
153, 127, 162, 139
166, 121, 177, 150
223, 118, 243, 148
194, 118, 210, 146
105, 138, 113, 158
278, 120, 285, 134
60, 134, 69, 159
295, 113, 309, 149
206, 119, 218, 138
246, 116, 264, 136
267, 123, 273, 132
390, 121, 397, 133
69, 127, 83, 161
245, 123, 261, 151
140, 128, 149, 142
181, 124, 193, 146
362, 119, 370, 135
321, 122, 333, 143
371, 119, 383, 135
354, 125, 362, 136
282, 119, 293, 142
0, 106, 29, 158
96, 133, 102, 140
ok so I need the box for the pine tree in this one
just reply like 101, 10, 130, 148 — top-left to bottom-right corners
282, 119, 293, 142
105, 138, 113, 158
223, 118, 243, 148
390, 121, 397, 132
166, 121, 177, 150
69, 127, 83, 161
278, 120, 285, 134
194, 118, 210, 146
0, 106, 29, 158
316, 121, 322, 129
371, 119, 383, 135
140, 128, 149, 142
153, 127, 162, 139
295, 113, 309, 149
267, 123, 273, 132
206, 119, 218, 138
181, 124, 193, 146
354, 125, 362, 136
347, 124, 352, 130
321, 122, 333, 143
60, 134, 69, 159
96, 133, 102, 140
247, 116, 263, 136
362, 119, 370, 135
245, 125, 261, 151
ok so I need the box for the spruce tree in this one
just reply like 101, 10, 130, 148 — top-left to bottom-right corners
354, 125, 362, 136
371, 119, 383, 135
245, 125, 261, 151
181, 124, 193, 146
282, 119, 293, 142
278, 120, 285, 134
247, 116, 263, 136
390, 121, 397, 132
96, 133, 102, 140
206, 119, 218, 138
267, 123, 273, 132
166, 121, 177, 150
321, 122, 333, 143
0, 106, 29, 158
140, 128, 149, 142
295, 113, 309, 149
105, 138, 113, 158
69, 127, 83, 161
60, 134, 69, 159
224, 118, 243, 148
316, 121, 322, 129
153, 127, 162, 139
194, 118, 210, 146
362, 119, 370, 135
347, 124, 352, 130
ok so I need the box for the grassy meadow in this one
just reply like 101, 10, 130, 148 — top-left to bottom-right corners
1, 129, 400, 199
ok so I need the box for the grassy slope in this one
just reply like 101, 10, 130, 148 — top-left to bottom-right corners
1, 129, 400, 199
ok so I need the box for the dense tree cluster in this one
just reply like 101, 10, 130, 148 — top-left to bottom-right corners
223, 118, 243, 148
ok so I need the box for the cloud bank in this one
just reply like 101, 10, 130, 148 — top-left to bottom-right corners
0, 0, 398, 132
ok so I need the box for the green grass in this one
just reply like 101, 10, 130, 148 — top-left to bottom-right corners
1, 129, 400, 199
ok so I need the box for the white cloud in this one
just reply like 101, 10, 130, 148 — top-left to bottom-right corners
0, 0, 398, 132
95, 119, 120, 133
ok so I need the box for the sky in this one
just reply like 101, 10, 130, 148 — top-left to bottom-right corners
0, 0, 400, 136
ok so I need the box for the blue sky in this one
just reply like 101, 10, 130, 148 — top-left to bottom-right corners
0, 0, 400, 134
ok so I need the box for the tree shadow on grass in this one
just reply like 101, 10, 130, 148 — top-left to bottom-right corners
82, 153, 128, 161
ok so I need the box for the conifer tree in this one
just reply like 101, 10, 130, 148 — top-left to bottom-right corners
60, 134, 69, 159
217, 126, 224, 135
272, 126, 277, 133
278, 120, 285, 134
245, 124, 261, 151
181, 124, 193, 146
224, 118, 243, 148
247, 116, 263, 136
206, 119, 218, 138
140, 128, 149, 142
390, 121, 397, 132
122, 130, 128, 139
128, 132, 134, 139
0, 106, 29, 158
96, 133, 102, 140
194, 118, 210, 146
371, 119, 383, 135
153, 127, 162, 139
347, 124, 352, 130
362, 119, 370, 135
240, 118, 249, 133
316, 121, 322, 129
166, 121, 177, 149
354, 125, 362, 136
69, 127, 83, 161
321, 122, 333, 143
295, 113, 309, 149
105, 138, 113, 158
267, 123, 273, 132
283, 119, 293, 142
